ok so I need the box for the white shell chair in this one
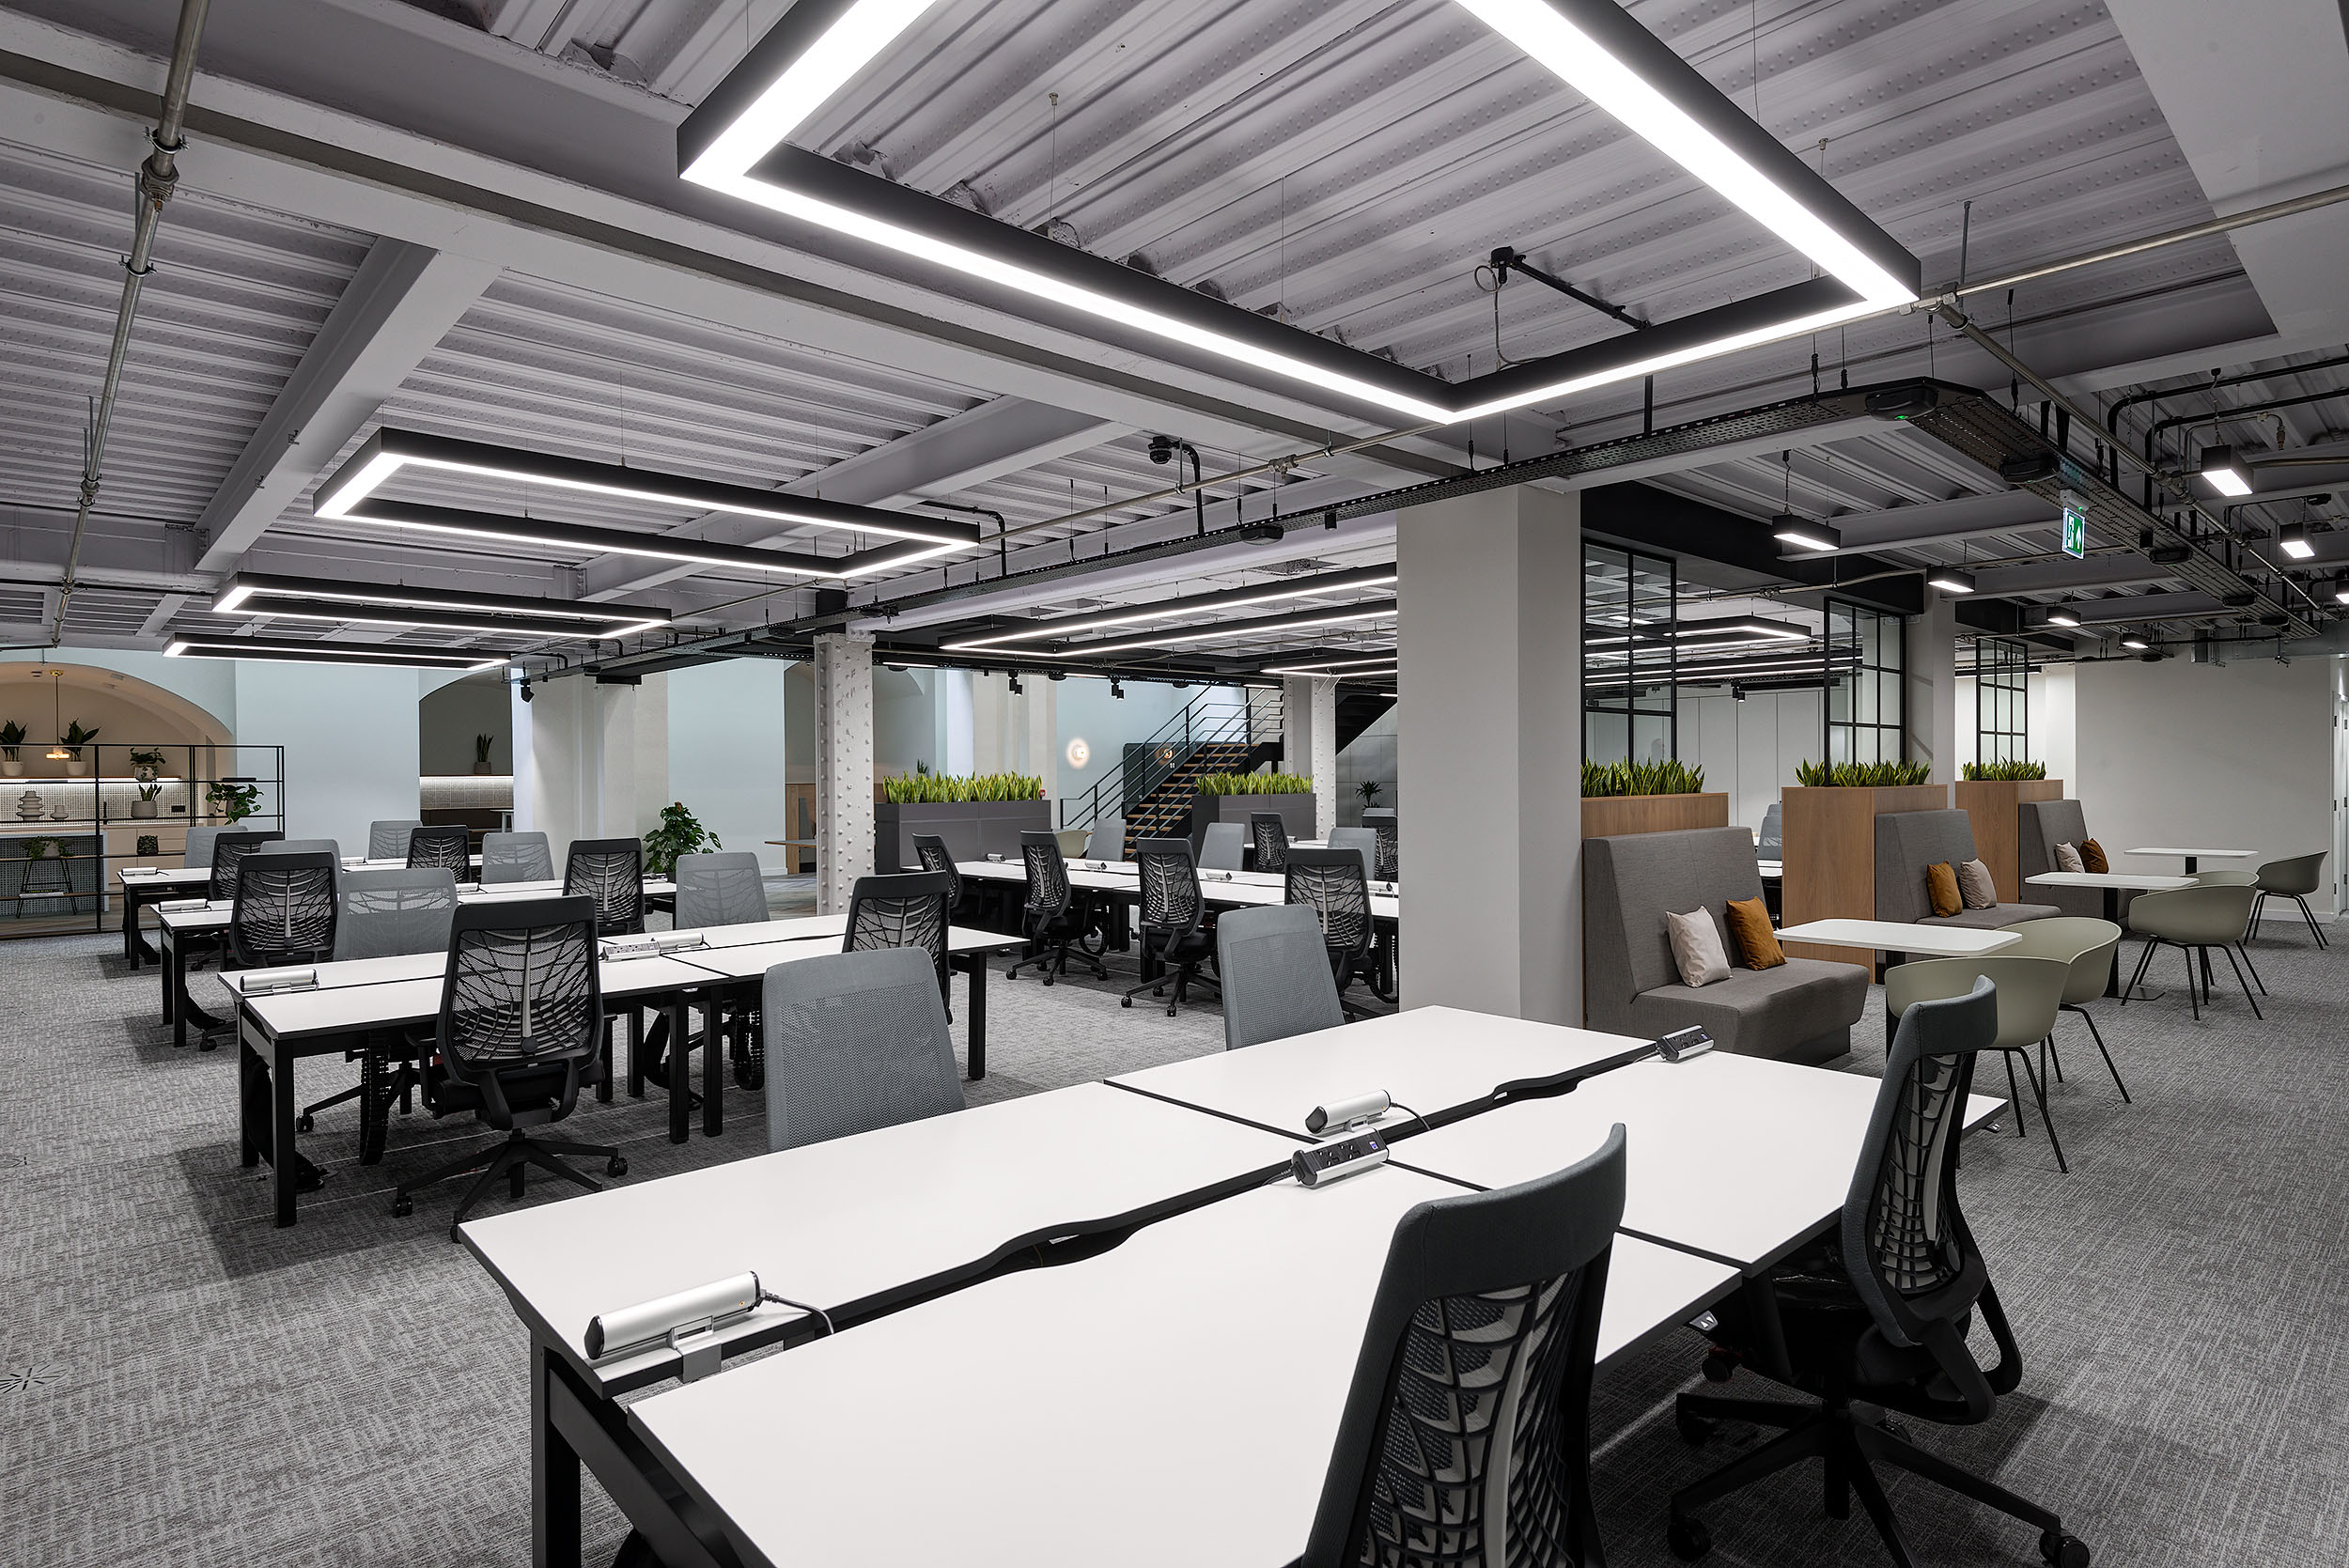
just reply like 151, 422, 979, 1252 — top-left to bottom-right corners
2000, 918, 2129, 1104
2123, 884, 2263, 1021
1887, 955, 2077, 1171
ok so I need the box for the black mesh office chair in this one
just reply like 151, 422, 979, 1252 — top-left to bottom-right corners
300, 868, 459, 1160
1298, 1126, 1627, 1568
406, 823, 472, 874
762, 946, 965, 1152
845, 871, 954, 1011
392, 897, 625, 1239
1249, 810, 1291, 873
1285, 846, 1385, 1011
1372, 815, 1399, 882
1007, 831, 1106, 985
207, 830, 284, 901
1215, 904, 1345, 1049
1122, 837, 1220, 1017
910, 833, 971, 920
228, 851, 340, 971
1668, 978, 2088, 1568
564, 837, 646, 936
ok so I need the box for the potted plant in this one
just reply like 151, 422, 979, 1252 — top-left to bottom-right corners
1356, 779, 1383, 811
473, 732, 495, 775
205, 781, 261, 824
874, 770, 1050, 872
0, 720, 23, 778
1579, 757, 1727, 837
129, 748, 168, 818
1780, 759, 1950, 966
58, 720, 99, 778
642, 800, 722, 878
1191, 769, 1318, 843
135, 833, 160, 859
1954, 759, 2062, 902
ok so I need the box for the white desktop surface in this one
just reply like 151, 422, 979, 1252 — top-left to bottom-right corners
1395, 1052, 2002, 1266
958, 859, 1400, 911
240, 954, 716, 1038
221, 951, 447, 993
2124, 847, 2256, 861
2026, 871, 2196, 891
1775, 919, 2020, 957
669, 924, 1006, 980
692, 914, 848, 948
629, 1165, 1733, 1568
1112, 1006, 1647, 1139
462, 1080, 1303, 1389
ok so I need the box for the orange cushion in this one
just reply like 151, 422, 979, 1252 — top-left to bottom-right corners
2081, 838, 2109, 874
1925, 862, 1962, 918
1724, 897, 1784, 970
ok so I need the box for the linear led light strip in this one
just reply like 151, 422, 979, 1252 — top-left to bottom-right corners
213, 572, 670, 640
1261, 656, 1399, 676
165, 636, 510, 673
1038, 603, 1396, 660
943, 567, 1398, 652
679, 0, 1916, 426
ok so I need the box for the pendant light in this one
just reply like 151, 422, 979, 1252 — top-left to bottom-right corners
43, 667, 70, 759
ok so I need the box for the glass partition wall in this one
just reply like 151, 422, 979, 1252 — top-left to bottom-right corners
1824, 600, 1906, 764
1973, 636, 2030, 765
1581, 544, 1677, 764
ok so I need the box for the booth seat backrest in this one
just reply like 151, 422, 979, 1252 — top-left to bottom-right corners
2017, 799, 2088, 881
1875, 810, 1982, 923
1584, 828, 1766, 1005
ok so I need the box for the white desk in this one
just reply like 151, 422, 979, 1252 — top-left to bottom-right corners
462, 1080, 1305, 1393
1775, 918, 2020, 958
1397, 1052, 2003, 1267
1112, 1005, 1648, 1140
627, 1164, 1737, 1568
959, 857, 1400, 914
2125, 846, 2257, 874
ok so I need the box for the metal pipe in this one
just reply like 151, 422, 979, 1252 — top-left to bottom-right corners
52, 0, 211, 645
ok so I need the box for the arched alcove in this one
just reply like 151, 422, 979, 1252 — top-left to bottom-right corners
0, 660, 232, 774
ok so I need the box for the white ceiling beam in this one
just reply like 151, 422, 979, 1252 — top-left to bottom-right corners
193, 238, 502, 572
489, 0, 576, 49
134, 592, 188, 639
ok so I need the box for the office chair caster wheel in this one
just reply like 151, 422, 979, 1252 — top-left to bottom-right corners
607, 1156, 629, 1177
1666, 1515, 1711, 1561
1701, 1349, 1737, 1383
296, 1113, 314, 1133
392, 1196, 412, 1218
1121, 996, 1133, 1008
1675, 1407, 1715, 1445
2040, 1531, 2089, 1568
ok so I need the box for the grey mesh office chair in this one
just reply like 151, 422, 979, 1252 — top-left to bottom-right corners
761, 946, 965, 1152
1671, 979, 2087, 1568
2252, 850, 2329, 948
181, 824, 226, 869
480, 831, 554, 884
228, 851, 339, 971
564, 837, 646, 936
207, 830, 284, 900
1285, 846, 1383, 1011
1327, 826, 1378, 882
1006, 831, 1106, 985
1083, 815, 1128, 862
1215, 904, 1345, 1049
676, 850, 769, 929
1198, 821, 1246, 871
844, 870, 954, 1010
1299, 1126, 1626, 1568
303, 868, 459, 1160
910, 833, 968, 919
1758, 802, 1783, 859
406, 823, 471, 873
367, 819, 421, 860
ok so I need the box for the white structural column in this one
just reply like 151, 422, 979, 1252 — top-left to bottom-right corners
1283, 675, 1339, 837
1396, 486, 1581, 1024
814, 632, 876, 913
1905, 595, 1960, 783
517, 673, 667, 845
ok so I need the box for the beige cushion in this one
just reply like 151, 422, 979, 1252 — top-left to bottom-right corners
2054, 842, 2086, 873
1664, 908, 1731, 988
1957, 859, 1998, 909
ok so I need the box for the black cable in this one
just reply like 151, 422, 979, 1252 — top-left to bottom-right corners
760, 1290, 835, 1336
1386, 1098, 1432, 1135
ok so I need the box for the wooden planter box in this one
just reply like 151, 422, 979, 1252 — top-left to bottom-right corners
874, 800, 1050, 874
1192, 792, 1317, 853
1579, 792, 1729, 838
1954, 778, 2064, 903
1781, 784, 1951, 968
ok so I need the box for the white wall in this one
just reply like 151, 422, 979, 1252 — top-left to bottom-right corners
667, 660, 790, 872
229, 662, 421, 846
873, 667, 935, 779
1678, 687, 1823, 833
1053, 676, 1240, 824
2076, 655, 2335, 913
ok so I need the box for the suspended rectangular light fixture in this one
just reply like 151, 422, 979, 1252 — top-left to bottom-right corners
314, 427, 980, 578
2334, 578, 2349, 606
1773, 517, 1842, 553
1260, 655, 1401, 676
2277, 520, 2315, 560
1925, 567, 1978, 594
1037, 601, 1397, 660
211, 571, 671, 641
2045, 604, 2082, 628
2119, 631, 2150, 651
941, 567, 1397, 652
2196, 445, 2253, 498
165, 635, 510, 672
677, 0, 1918, 427
1672, 615, 1812, 644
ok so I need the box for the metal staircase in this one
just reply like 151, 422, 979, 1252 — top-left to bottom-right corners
1061, 691, 1283, 857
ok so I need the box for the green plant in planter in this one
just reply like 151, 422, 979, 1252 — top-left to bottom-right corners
136, 834, 160, 858
0, 719, 24, 762
1357, 779, 1383, 808
59, 719, 100, 758
130, 748, 169, 801
473, 733, 495, 772
205, 781, 261, 822
1961, 759, 2046, 781
1579, 757, 1706, 798
642, 800, 722, 877
22, 835, 56, 860
880, 770, 1042, 804
1195, 771, 1313, 796
1794, 758, 1933, 787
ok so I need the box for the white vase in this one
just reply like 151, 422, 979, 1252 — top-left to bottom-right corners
132, 800, 158, 818
0, 759, 19, 777
65, 760, 87, 778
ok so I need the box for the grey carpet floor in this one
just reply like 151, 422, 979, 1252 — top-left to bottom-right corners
1, 912, 2341, 1567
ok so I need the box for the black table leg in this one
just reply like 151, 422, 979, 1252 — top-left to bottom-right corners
121, 891, 137, 963
627, 1008, 646, 1099
239, 1033, 262, 1170
171, 934, 189, 1047
163, 926, 178, 1030
666, 999, 690, 1145
965, 953, 988, 1081
272, 1038, 299, 1227
701, 997, 723, 1138
532, 1336, 584, 1568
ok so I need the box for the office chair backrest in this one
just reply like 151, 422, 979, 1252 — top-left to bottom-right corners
334, 867, 458, 960
275, 837, 340, 871
1198, 820, 1246, 871
1371, 815, 1398, 882
1885, 955, 2069, 1053
1083, 815, 1127, 862
182, 824, 227, 869
910, 833, 961, 908
564, 837, 646, 936
208, 831, 285, 900
367, 819, 422, 860
230, 851, 340, 969
1326, 826, 1377, 883
1758, 802, 1783, 858
480, 831, 555, 884
1133, 837, 1205, 938
1249, 810, 1291, 872
2256, 850, 2326, 896
843, 871, 952, 998
1298, 1126, 1627, 1568
676, 850, 769, 929
436, 896, 602, 1090
1216, 904, 1346, 1049
1019, 831, 1072, 917
1285, 846, 1374, 959
406, 823, 472, 873
762, 946, 965, 1152
1842, 977, 2012, 1422
2000, 917, 2123, 1008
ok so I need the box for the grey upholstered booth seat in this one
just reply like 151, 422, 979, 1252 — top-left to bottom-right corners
1875, 810, 2060, 929
1583, 827, 1866, 1064
2016, 799, 2123, 923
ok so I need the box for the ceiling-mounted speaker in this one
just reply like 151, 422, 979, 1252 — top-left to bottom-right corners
1998, 452, 2059, 484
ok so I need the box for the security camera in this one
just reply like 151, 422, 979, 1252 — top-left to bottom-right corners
1148, 434, 1175, 465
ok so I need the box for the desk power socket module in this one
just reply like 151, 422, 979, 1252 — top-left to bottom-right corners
1291, 1129, 1389, 1188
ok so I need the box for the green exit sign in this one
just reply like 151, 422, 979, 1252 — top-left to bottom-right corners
2061, 493, 2087, 560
